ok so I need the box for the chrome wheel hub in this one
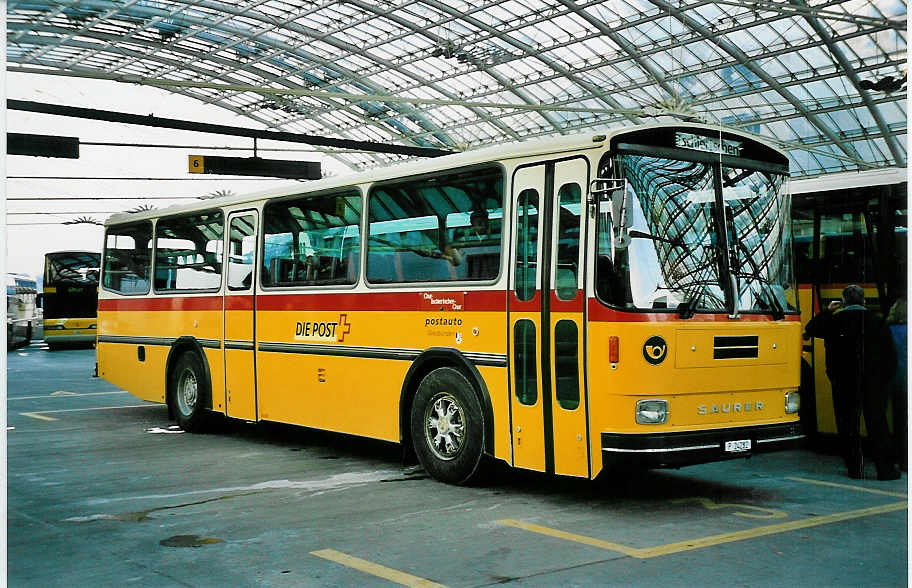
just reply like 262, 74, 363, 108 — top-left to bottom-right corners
424, 393, 465, 461
177, 368, 198, 417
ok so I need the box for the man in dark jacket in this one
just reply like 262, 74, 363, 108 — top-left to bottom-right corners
804, 284, 900, 480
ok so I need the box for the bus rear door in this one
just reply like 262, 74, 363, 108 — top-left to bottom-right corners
224, 211, 259, 421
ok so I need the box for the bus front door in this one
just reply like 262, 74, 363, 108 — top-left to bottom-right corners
509, 159, 590, 478
223, 211, 259, 421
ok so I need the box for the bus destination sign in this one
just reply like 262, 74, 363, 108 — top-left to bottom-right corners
675, 132, 742, 156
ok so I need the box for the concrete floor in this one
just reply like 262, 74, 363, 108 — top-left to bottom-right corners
6, 343, 909, 587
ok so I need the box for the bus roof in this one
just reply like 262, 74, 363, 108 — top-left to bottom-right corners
791, 168, 907, 195
105, 122, 785, 226
45, 250, 101, 257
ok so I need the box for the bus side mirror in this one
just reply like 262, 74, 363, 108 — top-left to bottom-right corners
590, 178, 633, 250
610, 186, 633, 249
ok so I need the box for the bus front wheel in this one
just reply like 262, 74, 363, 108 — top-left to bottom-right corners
168, 352, 210, 433
410, 367, 485, 485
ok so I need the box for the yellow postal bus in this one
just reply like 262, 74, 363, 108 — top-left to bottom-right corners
98, 123, 803, 484
43, 251, 100, 350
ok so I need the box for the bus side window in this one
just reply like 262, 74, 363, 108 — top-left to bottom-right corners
555, 183, 581, 300
514, 189, 539, 301
102, 221, 152, 295
262, 191, 361, 288
154, 210, 224, 292
367, 166, 504, 284
227, 215, 256, 291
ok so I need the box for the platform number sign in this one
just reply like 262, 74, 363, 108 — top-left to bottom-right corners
189, 155, 204, 174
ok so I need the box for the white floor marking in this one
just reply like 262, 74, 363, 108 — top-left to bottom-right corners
146, 426, 184, 434
8, 391, 129, 401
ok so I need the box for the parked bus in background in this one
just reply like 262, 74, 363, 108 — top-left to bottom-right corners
43, 251, 101, 350
792, 169, 906, 438
97, 123, 803, 484
7, 273, 39, 349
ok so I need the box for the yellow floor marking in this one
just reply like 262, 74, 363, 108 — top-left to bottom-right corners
672, 497, 787, 519
311, 549, 447, 587
20, 412, 58, 422
497, 520, 643, 557
499, 501, 907, 559
787, 476, 908, 498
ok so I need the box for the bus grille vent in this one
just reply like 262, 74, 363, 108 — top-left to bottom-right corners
713, 335, 759, 359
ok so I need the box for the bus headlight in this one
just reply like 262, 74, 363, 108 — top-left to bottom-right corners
636, 400, 668, 424
88, 324, 97, 329
785, 391, 800, 414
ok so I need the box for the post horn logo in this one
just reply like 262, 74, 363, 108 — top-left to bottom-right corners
643, 335, 668, 365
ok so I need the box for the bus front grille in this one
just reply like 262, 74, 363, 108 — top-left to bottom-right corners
713, 335, 759, 359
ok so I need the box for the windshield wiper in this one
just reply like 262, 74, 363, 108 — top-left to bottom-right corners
628, 230, 690, 253
757, 282, 785, 320
733, 271, 785, 320
676, 279, 705, 319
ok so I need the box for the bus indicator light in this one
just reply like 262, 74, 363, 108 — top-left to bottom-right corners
609, 336, 619, 367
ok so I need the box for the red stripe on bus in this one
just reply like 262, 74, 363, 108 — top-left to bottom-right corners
508, 291, 542, 312
225, 296, 254, 311
98, 296, 222, 311
254, 290, 507, 312
550, 291, 584, 312
587, 299, 800, 322
99, 291, 506, 313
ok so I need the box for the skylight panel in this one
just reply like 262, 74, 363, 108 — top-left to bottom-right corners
878, 101, 908, 126
5, 0, 905, 176
524, 79, 562, 102
849, 138, 889, 166
823, 108, 868, 137
677, 38, 728, 69
724, 27, 765, 56
763, 119, 802, 143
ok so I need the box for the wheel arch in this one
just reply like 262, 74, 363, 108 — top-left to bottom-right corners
165, 336, 215, 415
399, 347, 495, 460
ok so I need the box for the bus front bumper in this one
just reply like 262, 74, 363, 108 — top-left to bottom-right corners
601, 422, 804, 470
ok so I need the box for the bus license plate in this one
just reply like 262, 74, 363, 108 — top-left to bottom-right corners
725, 439, 751, 453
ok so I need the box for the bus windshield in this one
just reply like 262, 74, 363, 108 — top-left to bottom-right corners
596, 153, 796, 316
44, 251, 101, 321
45, 251, 100, 285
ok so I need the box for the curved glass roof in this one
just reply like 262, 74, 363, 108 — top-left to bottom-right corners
7, 0, 907, 176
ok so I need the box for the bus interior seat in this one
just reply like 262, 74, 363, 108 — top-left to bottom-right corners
401, 251, 457, 281
367, 252, 400, 283
466, 252, 499, 279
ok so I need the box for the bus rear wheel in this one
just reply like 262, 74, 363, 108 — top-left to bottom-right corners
410, 367, 485, 485
168, 352, 210, 433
